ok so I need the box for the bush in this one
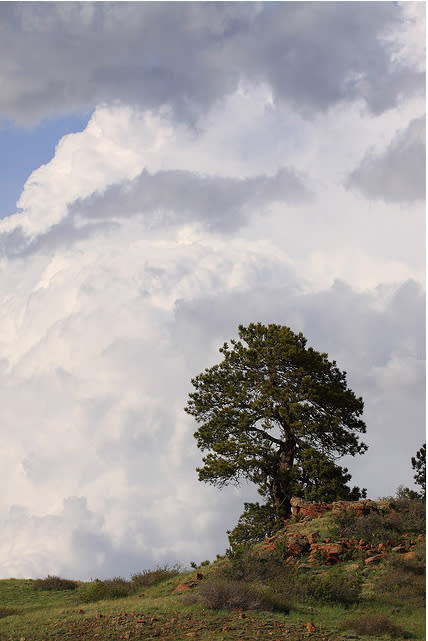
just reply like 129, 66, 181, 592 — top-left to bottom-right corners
79, 577, 133, 602
385, 498, 425, 534
329, 500, 425, 544
375, 563, 425, 606
222, 545, 292, 583
296, 568, 362, 607
77, 564, 182, 603
0, 607, 21, 619
131, 563, 181, 588
346, 614, 408, 639
187, 578, 288, 612
33, 575, 78, 591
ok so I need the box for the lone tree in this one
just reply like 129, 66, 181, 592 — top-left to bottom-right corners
185, 323, 367, 524
411, 443, 426, 499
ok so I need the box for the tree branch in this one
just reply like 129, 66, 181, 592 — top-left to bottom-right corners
247, 424, 284, 447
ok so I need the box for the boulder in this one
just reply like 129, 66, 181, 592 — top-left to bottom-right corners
364, 554, 384, 565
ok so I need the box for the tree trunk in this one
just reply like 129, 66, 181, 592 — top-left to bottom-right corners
271, 442, 296, 519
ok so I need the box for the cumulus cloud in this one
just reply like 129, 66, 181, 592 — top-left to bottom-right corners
0, 3, 424, 579
348, 116, 426, 202
0, 2, 424, 125
0, 221, 424, 579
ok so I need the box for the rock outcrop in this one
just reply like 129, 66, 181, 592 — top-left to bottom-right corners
261, 497, 423, 568
290, 496, 382, 520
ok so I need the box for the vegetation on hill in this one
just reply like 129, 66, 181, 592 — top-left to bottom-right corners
0, 496, 424, 641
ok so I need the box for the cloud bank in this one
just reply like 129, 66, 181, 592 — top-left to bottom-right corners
0, 3, 425, 580
0, 2, 424, 125
348, 115, 426, 203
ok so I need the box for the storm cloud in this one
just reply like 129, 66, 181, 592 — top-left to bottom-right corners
0, 2, 424, 125
0, 2, 424, 580
348, 116, 426, 203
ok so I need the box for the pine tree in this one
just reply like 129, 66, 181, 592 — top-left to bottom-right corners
185, 323, 367, 521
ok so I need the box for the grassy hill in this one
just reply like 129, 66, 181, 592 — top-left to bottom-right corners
0, 498, 425, 641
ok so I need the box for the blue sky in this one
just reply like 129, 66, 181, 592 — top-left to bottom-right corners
0, 112, 90, 219
0, 2, 424, 581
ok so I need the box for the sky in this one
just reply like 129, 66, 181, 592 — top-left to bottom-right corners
0, 1, 425, 581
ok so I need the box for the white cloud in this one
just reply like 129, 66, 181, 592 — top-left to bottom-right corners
0, 32, 424, 578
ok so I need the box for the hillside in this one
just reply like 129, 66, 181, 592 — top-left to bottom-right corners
0, 497, 425, 641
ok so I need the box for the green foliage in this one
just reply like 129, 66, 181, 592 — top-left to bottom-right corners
186, 323, 367, 520
79, 565, 183, 602
329, 499, 425, 543
32, 575, 78, 591
187, 577, 289, 612
227, 502, 281, 548
395, 484, 421, 500
375, 559, 426, 607
130, 564, 181, 588
295, 567, 362, 607
221, 544, 292, 583
291, 446, 367, 502
412, 442, 426, 499
79, 577, 133, 602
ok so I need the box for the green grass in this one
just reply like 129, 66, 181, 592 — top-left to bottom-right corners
0, 568, 424, 641
0, 502, 424, 640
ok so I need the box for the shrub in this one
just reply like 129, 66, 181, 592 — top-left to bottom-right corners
103, 577, 134, 598
188, 578, 288, 612
79, 579, 107, 603
386, 498, 425, 534
375, 563, 425, 606
346, 614, 408, 639
0, 607, 21, 619
296, 567, 362, 607
221, 545, 292, 583
79, 577, 133, 602
130, 563, 181, 588
33, 575, 78, 591
330, 499, 425, 543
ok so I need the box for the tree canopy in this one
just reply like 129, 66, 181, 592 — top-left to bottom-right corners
185, 323, 367, 522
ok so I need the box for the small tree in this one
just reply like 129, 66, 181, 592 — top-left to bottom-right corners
185, 323, 367, 521
411, 443, 426, 499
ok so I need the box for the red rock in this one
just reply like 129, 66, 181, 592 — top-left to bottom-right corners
365, 554, 383, 565
262, 542, 276, 552
308, 532, 320, 544
287, 542, 306, 557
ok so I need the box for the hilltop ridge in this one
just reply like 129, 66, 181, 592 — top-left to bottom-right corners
0, 496, 425, 640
